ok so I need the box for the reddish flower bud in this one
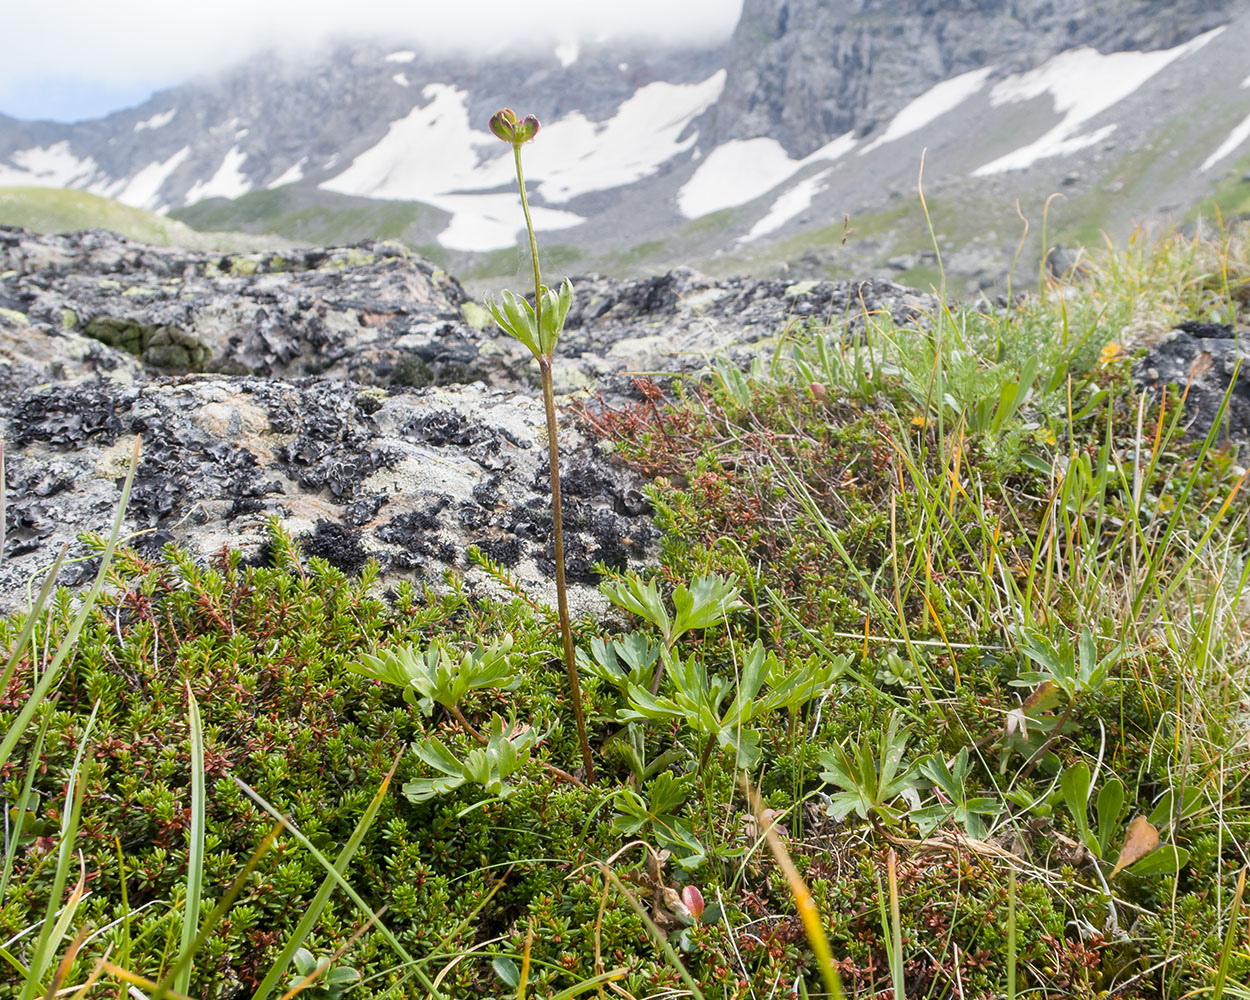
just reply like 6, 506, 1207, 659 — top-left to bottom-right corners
516, 114, 540, 142
681, 885, 705, 920
489, 108, 519, 142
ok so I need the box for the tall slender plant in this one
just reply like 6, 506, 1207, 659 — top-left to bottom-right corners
484, 108, 595, 783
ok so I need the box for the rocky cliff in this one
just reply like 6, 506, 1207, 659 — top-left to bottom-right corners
712, 0, 1246, 156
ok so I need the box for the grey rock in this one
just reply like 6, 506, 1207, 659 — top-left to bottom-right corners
1, 228, 492, 388
549, 267, 938, 396
0, 373, 658, 615
1134, 321, 1250, 442
3, 228, 941, 401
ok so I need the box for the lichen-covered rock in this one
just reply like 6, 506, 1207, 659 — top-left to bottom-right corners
543, 267, 939, 397
2, 227, 940, 399
1, 227, 493, 388
1, 227, 948, 615
1134, 321, 1250, 442
0, 374, 657, 615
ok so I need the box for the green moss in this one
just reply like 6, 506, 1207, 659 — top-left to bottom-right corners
0, 306, 27, 324
60, 308, 78, 330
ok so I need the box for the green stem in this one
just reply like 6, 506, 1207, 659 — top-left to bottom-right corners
514, 143, 543, 331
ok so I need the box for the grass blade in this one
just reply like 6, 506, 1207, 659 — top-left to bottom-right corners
20, 700, 99, 1000
234, 778, 443, 998
173, 682, 205, 997
743, 777, 846, 1000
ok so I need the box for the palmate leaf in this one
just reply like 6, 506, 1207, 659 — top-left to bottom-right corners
600, 575, 671, 636
670, 574, 745, 639
914, 748, 1000, 837
351, 635, 518, 714
484, 279, 573, 360
817, 715, 924, 825
402, 715, 538, 803
577, 631, 661, 692
609, 772, 705, 866
601, 572, 743, 647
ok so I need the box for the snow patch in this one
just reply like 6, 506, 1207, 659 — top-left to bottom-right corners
393, 73, 410, 87
1202, 112, 1250, 171
618, 62, 629, 72
741, 169, 832, 242
859, 67, 994, 154
110, 146, 191, 211
1243, 72, 1250, 88
555, 40, 579, 67
183, 146, 252, 203
134, 109, 176, 132
269, 158, 307, 188
434, 194, 584, 253
385, 50, 415, 63
678, 132, 855, 219
527, 73, 727, 201
0, 141, 99, 188
321, 73, 726, 249
974, 28, 1223, 175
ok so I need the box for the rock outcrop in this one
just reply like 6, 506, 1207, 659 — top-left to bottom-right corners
0, 227, 937, 613
7, 225, 1238, 617
1135, 321, 1250, 443
0, 228, 938, 395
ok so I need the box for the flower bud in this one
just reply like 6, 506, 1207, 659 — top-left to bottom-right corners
489, 108, 541, 144
681, 885, 705, 920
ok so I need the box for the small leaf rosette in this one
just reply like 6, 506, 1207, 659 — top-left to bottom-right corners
484, 278, 574, 360
489, 108, 540, 144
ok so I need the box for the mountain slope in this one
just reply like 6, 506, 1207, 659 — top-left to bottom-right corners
0, 186, 297, 252
2, 2, 1250, 291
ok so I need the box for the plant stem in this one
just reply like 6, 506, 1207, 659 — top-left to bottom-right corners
514, 144, 543, 334
511, 136, 596, 784
539, 359, 596, 783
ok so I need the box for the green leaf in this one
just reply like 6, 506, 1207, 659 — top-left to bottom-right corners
670, 574, 743, 640
1126, 845, 1190, 878
600, 575, 672, 637
1060, 762, 1096, 854
1096, 777, 1126, 856
493, 956, 521, 989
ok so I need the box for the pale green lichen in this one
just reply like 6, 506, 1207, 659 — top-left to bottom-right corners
320, 248, 376, 271
461, 301, 492, 331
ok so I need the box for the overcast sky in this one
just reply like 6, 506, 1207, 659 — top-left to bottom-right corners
2, 0, 743, 123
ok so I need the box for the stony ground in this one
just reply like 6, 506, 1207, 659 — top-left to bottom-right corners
1, 226, 1245, 613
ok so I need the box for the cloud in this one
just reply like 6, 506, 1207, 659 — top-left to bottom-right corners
0, 1, 742, 113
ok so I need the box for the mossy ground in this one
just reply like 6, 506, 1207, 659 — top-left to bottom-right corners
3, 225, 1249, 998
